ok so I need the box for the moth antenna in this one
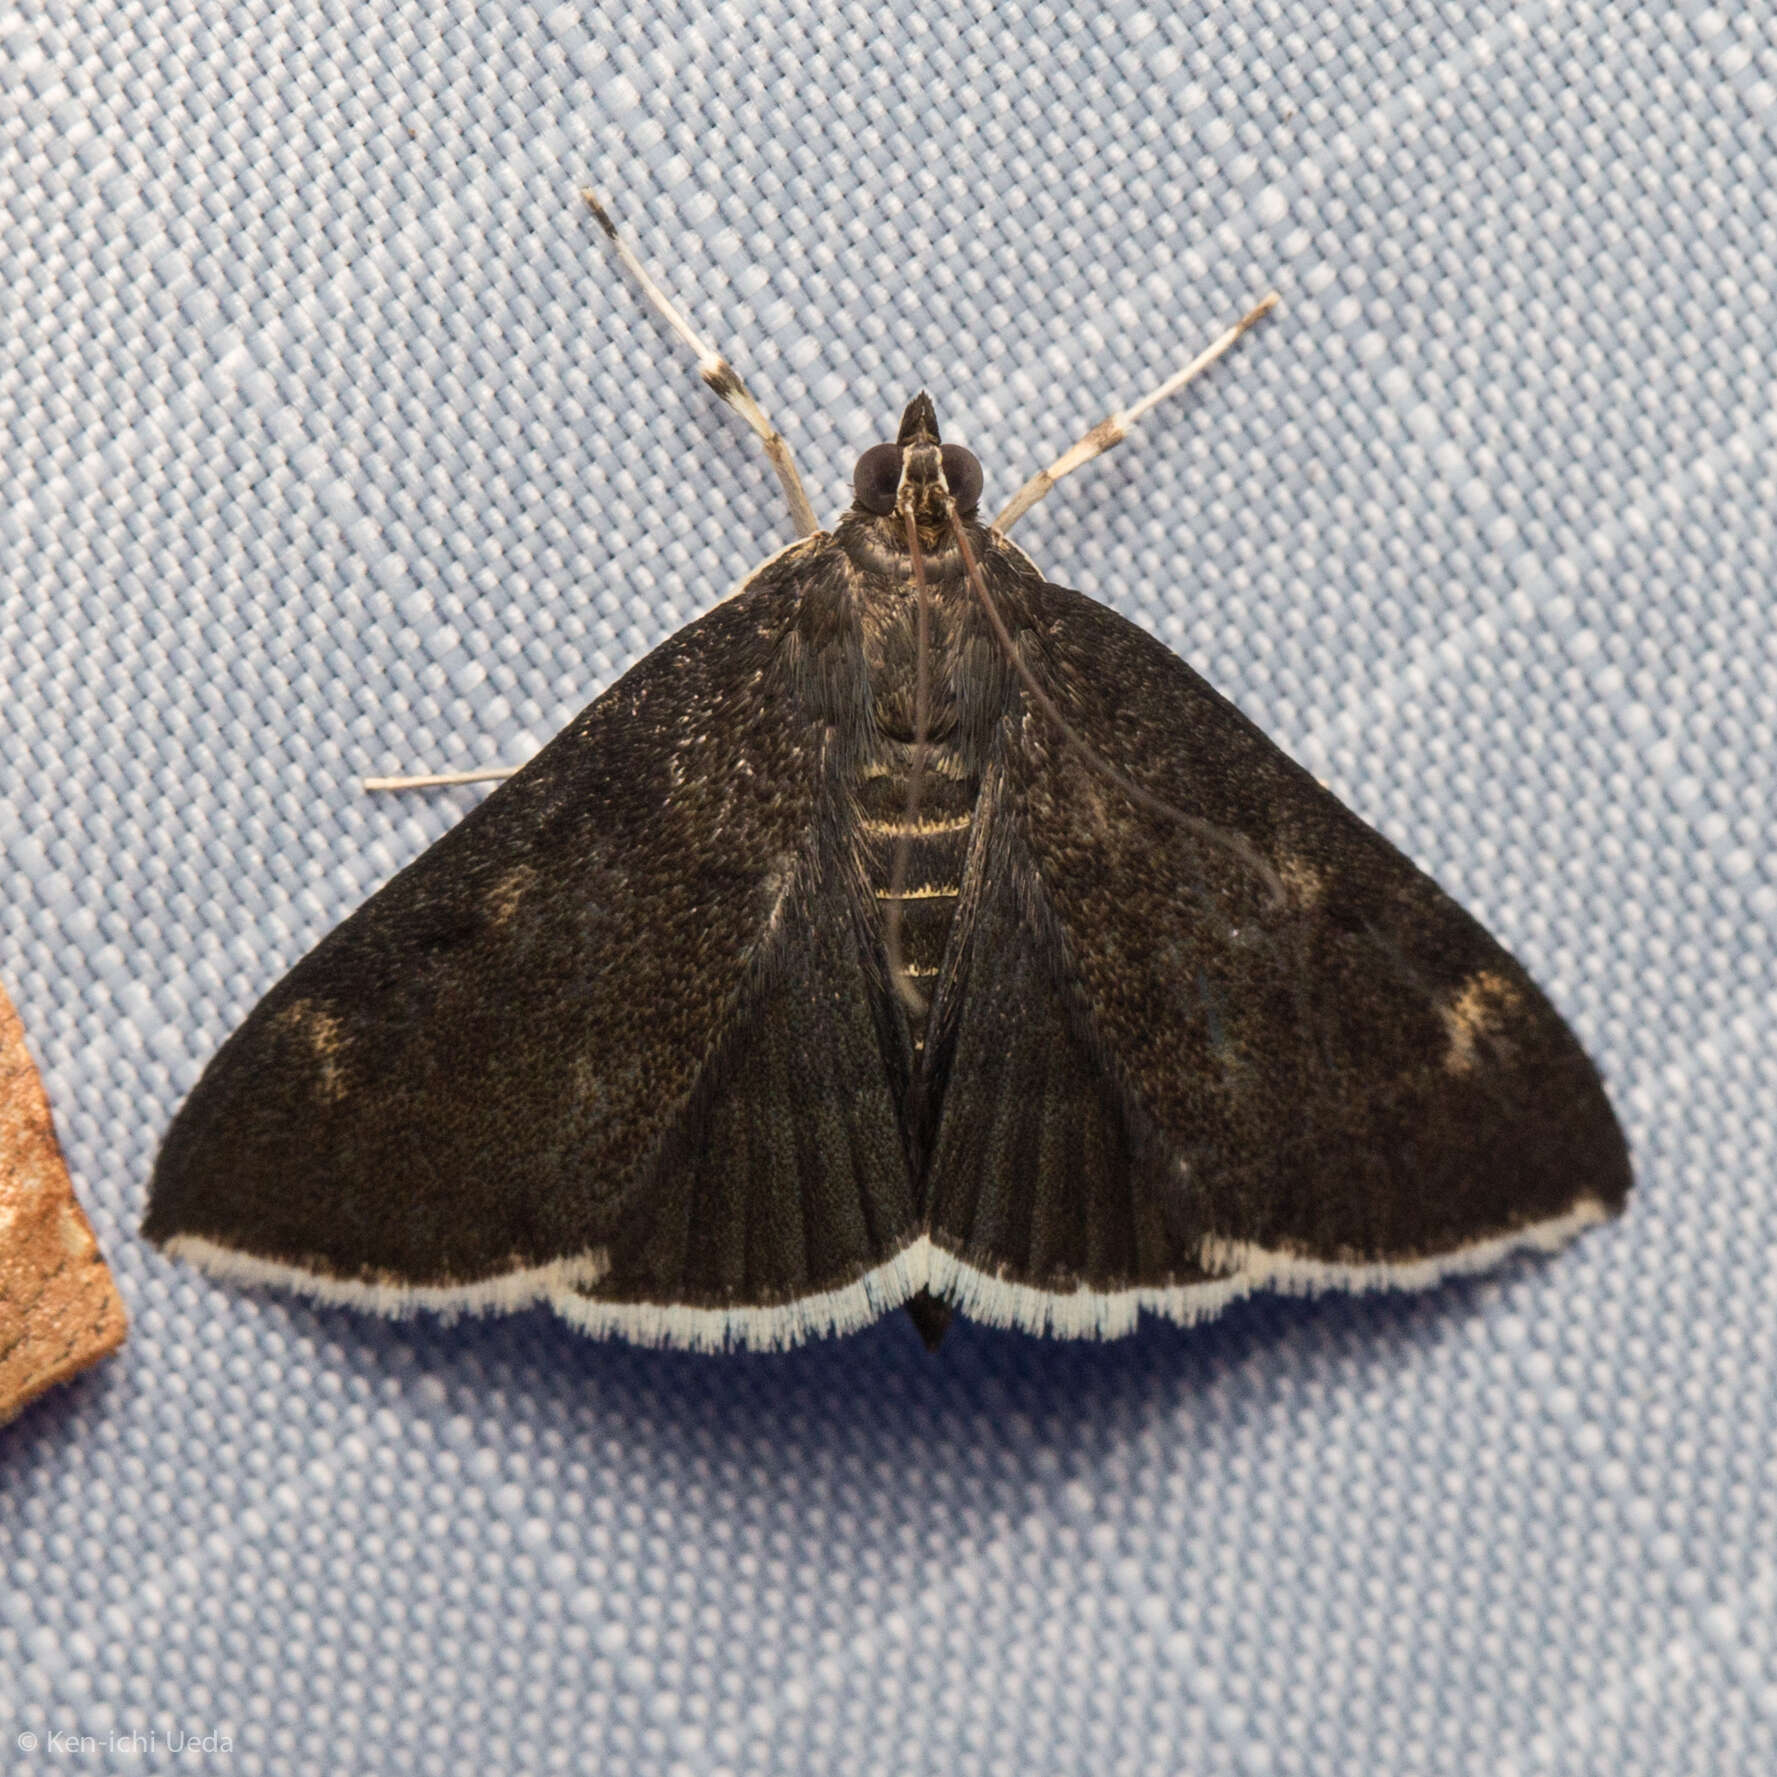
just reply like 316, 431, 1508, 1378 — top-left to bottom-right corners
365, 199, 821, 797
582, 189, 819, 540
947, 507, 1288, 910
882, 506, 934, 1016
361, 768, 519, 792
991, 291, 1280, 532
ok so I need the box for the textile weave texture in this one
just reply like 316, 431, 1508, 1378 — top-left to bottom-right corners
4, 3, 1774, 1772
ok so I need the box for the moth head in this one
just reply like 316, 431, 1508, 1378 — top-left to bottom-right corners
850, 394, 983, 522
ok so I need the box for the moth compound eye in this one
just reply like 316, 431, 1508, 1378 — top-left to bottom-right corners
852, 442, 903, 514
940, 446, 983, 515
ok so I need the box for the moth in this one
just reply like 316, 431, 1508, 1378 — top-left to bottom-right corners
143, 195, 1630, 1351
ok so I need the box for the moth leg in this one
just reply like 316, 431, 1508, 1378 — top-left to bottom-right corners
991, 291, 1280, 532
583, 190, 819, 539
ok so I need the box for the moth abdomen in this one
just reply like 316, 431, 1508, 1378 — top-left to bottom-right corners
855, 759, 977, 1053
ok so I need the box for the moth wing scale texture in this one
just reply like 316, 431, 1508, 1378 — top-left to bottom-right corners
145, 547, 921, 1331
919, 550, 1629, 1329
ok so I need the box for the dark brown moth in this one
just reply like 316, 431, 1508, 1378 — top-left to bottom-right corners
142, 197, 1630, 1350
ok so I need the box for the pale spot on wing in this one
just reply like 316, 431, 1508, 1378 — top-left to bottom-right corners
276, 998, 349, 1103
1439, 970, 1524, 1075
1277, 855, 1324, 905
486, 864, 538, 927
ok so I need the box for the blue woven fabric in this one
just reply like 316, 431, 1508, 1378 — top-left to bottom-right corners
4, 2, 1774, 1771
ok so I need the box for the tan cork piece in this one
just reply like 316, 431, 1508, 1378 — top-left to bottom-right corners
0, 982, 127, 1425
